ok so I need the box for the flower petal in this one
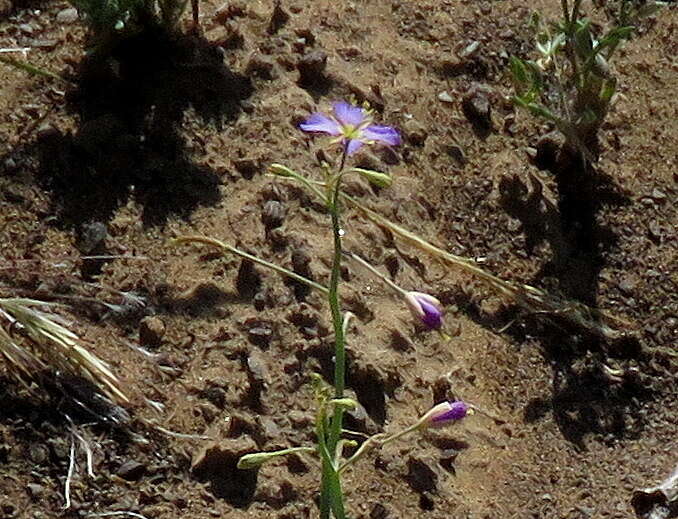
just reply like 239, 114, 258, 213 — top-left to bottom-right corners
362, 124, 401, 147
345, 138, 363, 155
430, 401, 469, 424
419, 298, 443, 330
299, 113, 342, 136
333, 101, 366, 127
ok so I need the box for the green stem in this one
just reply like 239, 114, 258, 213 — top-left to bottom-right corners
172, 235, 329, 295
328, 177, 346, 416
338, 422, 423, 474
320, 149, 349, 519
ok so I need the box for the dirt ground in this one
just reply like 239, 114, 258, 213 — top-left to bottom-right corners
0, 0, 676, 518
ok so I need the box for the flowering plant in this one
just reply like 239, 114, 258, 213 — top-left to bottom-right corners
300, 101, 401, 155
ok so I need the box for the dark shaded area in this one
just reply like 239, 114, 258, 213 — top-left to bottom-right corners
32, 26, 252, 229
631, 465, 678, 519
0, 0, 45, 17
444, 147, 652, 447
296, 50, 333, 100
0, 372, 130, 428
164, 282, 245, 317
520, 343, 652, 450
191, 445, 258, 507
500, 150, 642, 446
302, 338, 401, 426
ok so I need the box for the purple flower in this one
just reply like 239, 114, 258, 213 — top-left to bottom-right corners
299, 101, 401, 155
404, 291, 443, 330
421, 401, 470, 428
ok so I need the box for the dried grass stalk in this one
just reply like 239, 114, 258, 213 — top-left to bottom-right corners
343, 194, 634, 341
0, 298, 129, 408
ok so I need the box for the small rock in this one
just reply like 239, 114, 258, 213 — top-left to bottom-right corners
618, 276, 636, 295
261, 200, 286, 229
648, 220, 662, 240
4, 157, 17, 171
445, 143, 466, 166
233, 158, 259, 179
297, 50, 328, 86
404, 119, 428, 146
437, 91, 454, 103
28, 39, 58, 50
259, 416, 281, 440
29, 444, 49, 465
406, 455, 439, 493
461, 83, 492, 130
19, 23, 33, 35
56, 7, 78, 23
75, 221, 107, 254
459, 40, 480, 58
27, 483, 46, 499
288, 410, 313, 430
245, 53, 277, 80
139, 316, 165, 347
36, 123, 59, 141
191, 437, 257, 474
246, 350, 270, 385
437, 55, 465, 76
267, 1, 290, 34
370, 503, 391, 519
535, 131, 565, 171
214, 2, 246, 23
247, 325, 273, 348
116, 460, 146, 481
256, 479, 296, 507
650, 187, 667, 201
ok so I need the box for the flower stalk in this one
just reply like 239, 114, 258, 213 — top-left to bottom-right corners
172, 235, 329, 295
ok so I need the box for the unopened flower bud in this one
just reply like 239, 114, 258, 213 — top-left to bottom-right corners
419, 400, 471, 428
404, 291, 443, 330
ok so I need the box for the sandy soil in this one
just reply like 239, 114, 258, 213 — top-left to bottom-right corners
0, 0, 676, 518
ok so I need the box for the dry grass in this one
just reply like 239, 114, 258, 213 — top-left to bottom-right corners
0, 298, 129, 419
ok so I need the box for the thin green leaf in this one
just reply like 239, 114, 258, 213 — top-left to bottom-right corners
318, 441, 346, 519
510, 56, 529, 84
600, 78, 617, 104
526, 103, 558, 122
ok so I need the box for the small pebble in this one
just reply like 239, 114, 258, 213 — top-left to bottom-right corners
56, 7, 78, 24
437, 91, 454, 103
297, 50, 328, 86
459, 40, 480, 58
116, 460, 146, 481
139, 316, 165, 347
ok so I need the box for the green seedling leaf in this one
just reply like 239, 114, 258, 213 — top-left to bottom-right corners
348, 168, 392, 188
525, 102, 558, 122
510, 56, 529, 84
237, 447, 316, 470
578, 108, 598, 127
574, 22, 594, 57
269, 163, 299, 178
600, 78, 617, 104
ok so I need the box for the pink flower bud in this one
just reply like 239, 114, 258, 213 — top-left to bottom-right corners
404, 291, 443, 330
421, 401, 470, 428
